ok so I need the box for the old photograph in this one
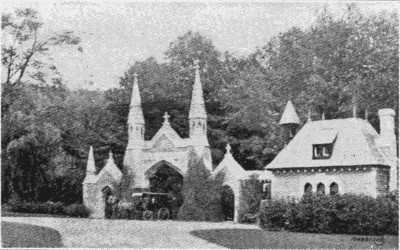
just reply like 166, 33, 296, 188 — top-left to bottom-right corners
1, 1, 399, 248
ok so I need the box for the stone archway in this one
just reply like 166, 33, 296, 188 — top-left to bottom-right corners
145, 161, 184, 219
221, 185, 235, 221
102, 186, 113, 219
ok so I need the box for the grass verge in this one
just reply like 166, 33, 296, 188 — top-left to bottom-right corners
2, 221, 63, 248
191, 228, 399, 249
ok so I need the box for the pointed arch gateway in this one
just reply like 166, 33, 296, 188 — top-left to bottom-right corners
221, 185, 235, 221
145, 160, 183, 194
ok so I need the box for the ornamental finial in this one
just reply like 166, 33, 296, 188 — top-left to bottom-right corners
163, 112, 170, 124
226, 143, 231, 154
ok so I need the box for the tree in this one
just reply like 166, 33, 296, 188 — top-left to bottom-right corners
1, 8, 80, 87
177, 150, 223, 221
6, 122, 62, 202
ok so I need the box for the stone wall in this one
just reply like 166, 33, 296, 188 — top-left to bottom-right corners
271, 167, 380, 199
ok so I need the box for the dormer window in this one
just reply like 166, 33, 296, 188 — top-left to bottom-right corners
311, 129, 337, 160
313, 144, 333, 159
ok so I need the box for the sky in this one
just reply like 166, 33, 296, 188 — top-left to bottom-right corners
2, 1, 398, 90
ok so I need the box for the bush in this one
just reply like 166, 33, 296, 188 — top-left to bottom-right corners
63, 203, 91, 218
259, 193, 398, 235
177, 151, 224, 222
258, 199, 289, 230
237, 175, 263, 223
5, 200, 91, 218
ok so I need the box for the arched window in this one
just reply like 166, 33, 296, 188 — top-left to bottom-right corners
317, 183, 325, 195
192, 121, 195, 129
304, 183, 312, 194
198, 121, 201, 126
330, 182, 339, 195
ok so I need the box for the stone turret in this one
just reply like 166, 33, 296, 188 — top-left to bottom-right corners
189, 60, 208, 147
127, 73, 145, 149
124, 73, 146, 191
188, 60, 212, 171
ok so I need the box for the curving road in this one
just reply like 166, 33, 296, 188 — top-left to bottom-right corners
2, 217, 259, 248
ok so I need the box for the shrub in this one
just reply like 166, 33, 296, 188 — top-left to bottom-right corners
177, 151, 224, 222
64, 203, 91, 218
5, 200, 91, 218
258, 199, 288, 230
259, 193, 398, 235
238, 175, 263, 223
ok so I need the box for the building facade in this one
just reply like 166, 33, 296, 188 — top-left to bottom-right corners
266, 101, 398, 199
83, 63, 214, 219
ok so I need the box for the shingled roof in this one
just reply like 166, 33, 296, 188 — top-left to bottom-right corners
266, 118, 389, 169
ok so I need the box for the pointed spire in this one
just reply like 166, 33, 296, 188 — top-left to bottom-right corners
128, 72, 145, 125
353, 104, 357, 118
365, 109, 369, 120
86, 145, 96, 175
307, 109, 312, 123
322, 111, 325, 120
279, 100, 300, 125
189, 60, 207, 119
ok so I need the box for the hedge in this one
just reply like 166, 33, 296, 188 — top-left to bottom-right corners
5, 200, 91, 218
259, 191, 398, 235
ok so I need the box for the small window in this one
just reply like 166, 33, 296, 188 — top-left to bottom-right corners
203, 123, 205, 132
330, 182, 338, 195
130, 126, 133, 133
304, 183, 312, 195
198, 121, 201, 126
313, 144, 333, 159
317, 183, 325, 195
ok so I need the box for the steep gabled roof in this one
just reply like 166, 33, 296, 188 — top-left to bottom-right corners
97, 151, 123, 182
267, 118, 389, 169
145, 112, 189, 149
213, 144, 248, 179
279, 100, 300, 125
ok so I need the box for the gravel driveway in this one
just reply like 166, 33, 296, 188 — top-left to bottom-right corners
2, 217, 260, 248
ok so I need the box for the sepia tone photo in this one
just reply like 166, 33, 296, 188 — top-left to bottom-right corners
1, 1, 399, 248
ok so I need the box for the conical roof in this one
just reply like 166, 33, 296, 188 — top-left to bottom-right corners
83, 145, 98, 184
279, 100, 300, 125
128, 73, 145, 125
86, 145, 96, 174
189, 62, 207, 119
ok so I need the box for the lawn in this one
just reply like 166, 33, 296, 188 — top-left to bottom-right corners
2, 221, 64, 248
191, 228, 399, 249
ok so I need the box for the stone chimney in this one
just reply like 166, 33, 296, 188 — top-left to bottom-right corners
378, 108, 398, 191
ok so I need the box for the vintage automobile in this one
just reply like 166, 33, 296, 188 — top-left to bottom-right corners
132, 192, 171, 220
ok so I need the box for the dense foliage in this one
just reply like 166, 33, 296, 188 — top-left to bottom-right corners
238, 175, 263, 223
5, 199, 91, 218
1, 5, 398, 206
177, 150, 224, 222
259, 192, 399, 235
